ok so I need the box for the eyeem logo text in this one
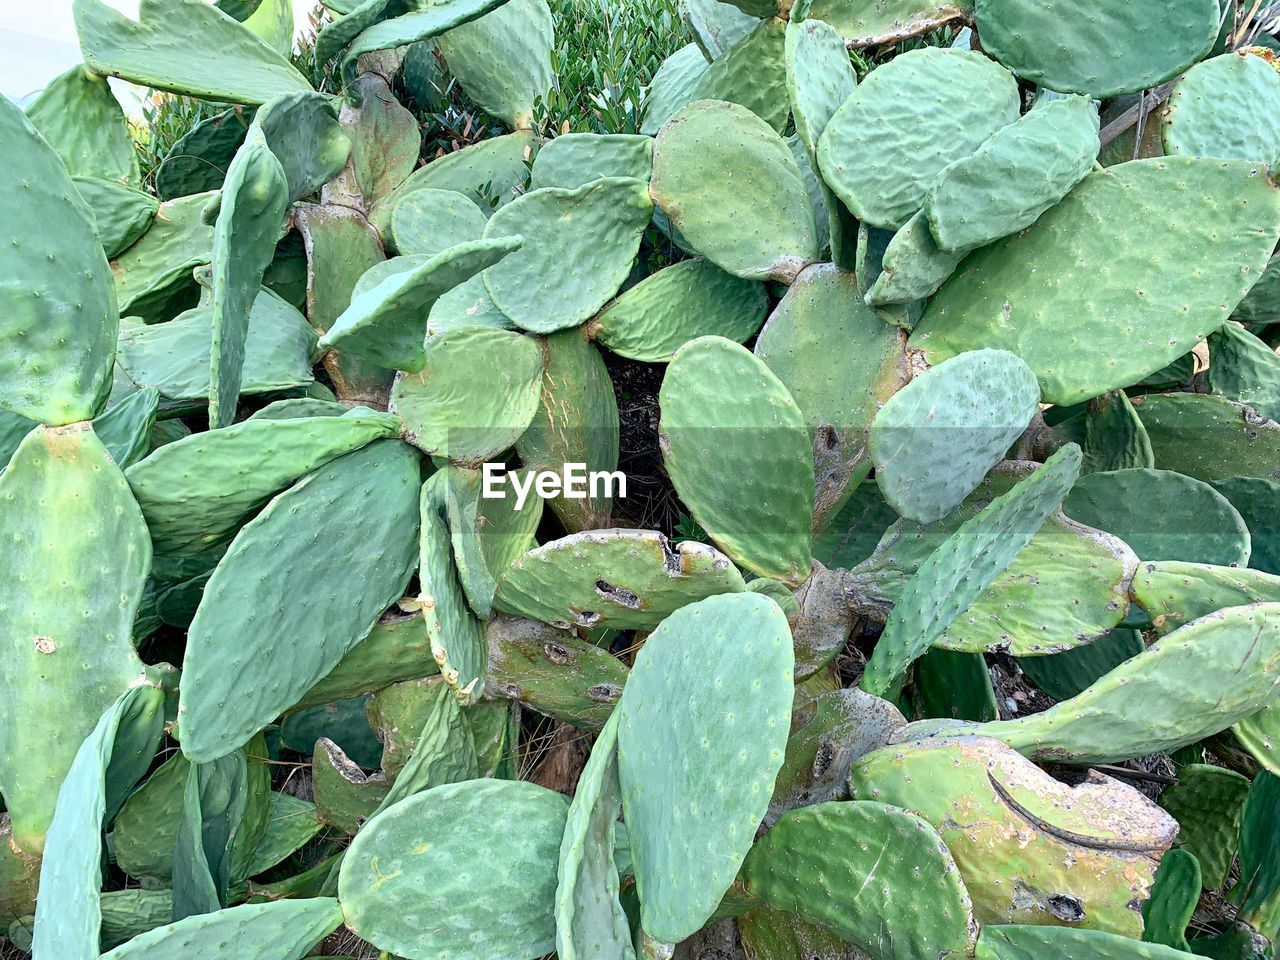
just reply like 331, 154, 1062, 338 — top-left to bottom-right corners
481, 463, 627, 510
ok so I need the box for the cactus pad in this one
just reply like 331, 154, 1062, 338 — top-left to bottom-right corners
390, 326, 543, 463
912, 159, 1280, 405
659, 336, 815, 584
1206, 321, 1280, 422
807, 0, 972, 46
0, 426, 151, 855
742, 801, 976, 960
1064, 468, 1251, 566
98, 899, 344, 960
1133, 392, 1280, 482
691, 20, 789, 134
869, 349, 1040, 523
650, 100, 819, 282
1164, 52, 1280, 165
924, 95, 1100, 253
975, 925, 1195, 960
592, 259, 769, 363
976, 0, 1219, 97
73, 0, 312, 104
25, 64, 138, 185
437, 0, 554, 129
494, 529, 746, 630
390, 188, 487, 256
851, 736, 1176, 935
1158, 763, 1250, 890
1, 96, 117, 425
754, 264, 910, 529
481, 178, 652, 333
817, 48, 1019, 229
641, 44, 709, 135
617, 592, 794, 943
864, 210, 966, 305
860, 445, 1082, 696
179, 441, 420, 761
319, 237, 522, 371
531, 133, 653, 190
338, 780, 569, 960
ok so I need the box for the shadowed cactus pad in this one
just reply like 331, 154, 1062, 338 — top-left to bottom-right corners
650, 100, 819, 282
660, 336, 815, 584
817, 48, 1019, 229
911, 159, 1280, 405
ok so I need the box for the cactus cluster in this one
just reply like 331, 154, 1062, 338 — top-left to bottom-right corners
5, 0, 1280, 958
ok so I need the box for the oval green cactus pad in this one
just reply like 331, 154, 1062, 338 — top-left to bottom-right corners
617, 592, 794, 943
338, 779, 569, 960
650, 100, 819, 282
99, 899, 344, 960
817, 47, 1019, 230
390, 188, 487, 257
870, 349, 1040, 523
660, 336, 815, 584
912, 159, 1280, 405
976, 0, 1220, 98
743, 801, 976, 960
1164, 52, 1280, 166
390, 326, 544, 464
806, 0, 972, 46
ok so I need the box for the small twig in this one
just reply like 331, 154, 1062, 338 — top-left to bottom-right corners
1097, 81, 1177, 150
1094, 763, 1177, 786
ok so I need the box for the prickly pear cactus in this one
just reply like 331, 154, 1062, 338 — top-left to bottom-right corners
7, 2, 1280, 958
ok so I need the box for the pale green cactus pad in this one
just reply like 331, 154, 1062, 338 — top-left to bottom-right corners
98, 899, 344, 960
419, 470, 488, 703
911, 159, 1280, 405
437, 0, 554, 130
530, 133, 653, 190
0, 425, 151, 856
251, 92, 351, 203
126, 408, 398, 557
32, 685, 164, 960
25, 63, 139, 186
742, 801, 976, 960
111, 192, 217, 323
556, 712, 634, 960
850, 736, 1176, 936
481, 177, 651, 333
1164, 52, 1280, 165
754, 263, 909, 529
919, 603, 1280, 763
806, 0, 972, 46
860, 445, 1082, 697
389, 188, 487, 257
179, 441, 420, 761
592, 258, 769, 363
209, 128, 289, 428
117, 288, 317, 402
494, 528, 747, 630
659, 336, 815, 584
1133, 392, 1280, 483
390, 326, 543, 463
691, 20, 789, 133
924, 95, 1100, 253
515, 329, 619, 532
1, 95, 117, 425
1129, 561, 1280, 633
319, 237, 522, 371
338, 780, 569, 960
73, 178, 158, 258
73, 0, 312, 104
1064, 468, 1251, 566
640, 44, 709, 136
864, 210, 966, 305
683, 0, 757, 60
617, 592, 794, 943
976, 0, 1220, 98
650, 100, 819, 283
870, 349, 1040, 523
974, 925, 1197, 960
817, 47, 1019, 229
